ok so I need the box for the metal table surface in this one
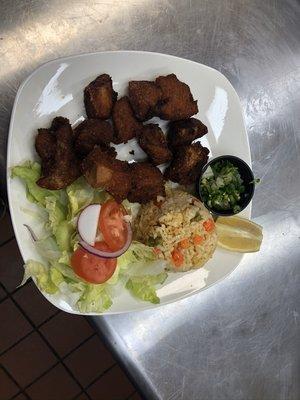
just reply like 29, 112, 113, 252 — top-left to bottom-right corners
1, 1, 299, 399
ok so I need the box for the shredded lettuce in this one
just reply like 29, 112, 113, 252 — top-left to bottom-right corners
118, 241, 156, 271
126, 273, 167, 304
13, 161, 168, 312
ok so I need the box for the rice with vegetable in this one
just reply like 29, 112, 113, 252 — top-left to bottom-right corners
134, 189, 217, 271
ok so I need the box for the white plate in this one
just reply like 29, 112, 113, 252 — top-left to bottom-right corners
7, 51, 251, 315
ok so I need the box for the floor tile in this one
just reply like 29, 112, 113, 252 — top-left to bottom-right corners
65, 335, 115, 386
0, 208, 14, 245
0, 298, 32, 353
87, 365, 135, 400
0, 331, 57, 387
0, 367, 19, 399
40, 312, 93, 357
14, 281, 58, 326
0, 239, 24, 292
26, 363, 81, 400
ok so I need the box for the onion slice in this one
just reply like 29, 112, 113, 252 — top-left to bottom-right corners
77, 204, 101, 246
24, 224, 38, 241
79, 222, 132, 259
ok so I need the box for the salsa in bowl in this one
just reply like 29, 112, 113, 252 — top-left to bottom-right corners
198, 155, 255, 216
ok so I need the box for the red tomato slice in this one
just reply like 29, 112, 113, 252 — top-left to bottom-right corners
71, 241, 117, 284
99, 200, 129, 252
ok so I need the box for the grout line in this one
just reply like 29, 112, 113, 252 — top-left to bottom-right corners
0, 235, 15, 248
10, 392, 31, 400
0, 328, 34, 358
22, 361, 60, 392
36, 310, 61, 327
0, 294, 8, 302
9, 279, 31, 296
9, 391, 22, 400
0, 279, 30, 301
82, 363, 117, 392
71, 390, 87, 400
62, 332, 96, 359
2, 366, 30, 400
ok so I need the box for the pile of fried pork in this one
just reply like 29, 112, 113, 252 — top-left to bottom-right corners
35, 73, 209, 203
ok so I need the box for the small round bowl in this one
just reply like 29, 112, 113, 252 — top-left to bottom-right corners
197, 155, 255, 216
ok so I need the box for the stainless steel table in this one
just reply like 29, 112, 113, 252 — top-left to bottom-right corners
1, 1, 299, 399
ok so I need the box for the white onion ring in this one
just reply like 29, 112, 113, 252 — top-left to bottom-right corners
77, 204, 101, 246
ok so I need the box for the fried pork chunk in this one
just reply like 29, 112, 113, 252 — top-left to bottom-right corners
164, 143, 209, 185
81, 147, 131, 202
36, 117, 81, 190
138, 124, 172, 165
128, 81, 162, 121
155, 74, 198, 121
74, 119, 114, 158
112, 97, 143, 143
167, 118, 208, 148
84, 74, 117, 119
128, 162, 165, 204
35, 128, 56, 174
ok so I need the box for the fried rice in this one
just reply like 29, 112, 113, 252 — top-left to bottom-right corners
134, 189, 217, 271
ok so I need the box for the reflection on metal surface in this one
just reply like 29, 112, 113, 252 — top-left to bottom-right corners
33, 63, 73, 116
1, 0, 300, 399
206, 87, 228, 142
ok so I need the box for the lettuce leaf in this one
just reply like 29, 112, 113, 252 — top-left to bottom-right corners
77, 284, 112, 313
66, 177, 95, 219
22, 260, 60, 294
45, 196, 67, 232
11, 161, 60, 205
54, 220, 75, 252
35, 236, 61, 261
66, 177, 108, 219
125, 272, 167, 304
118, 241, 156, 271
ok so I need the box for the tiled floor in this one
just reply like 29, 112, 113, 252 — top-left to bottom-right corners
0, 209, 142, 400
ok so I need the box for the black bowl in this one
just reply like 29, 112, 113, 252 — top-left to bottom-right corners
197, 155, 255, 216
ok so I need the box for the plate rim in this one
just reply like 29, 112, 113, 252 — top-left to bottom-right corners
6, 50, 252, 315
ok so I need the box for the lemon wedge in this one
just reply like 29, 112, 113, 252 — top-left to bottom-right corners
216, 216, 263, 252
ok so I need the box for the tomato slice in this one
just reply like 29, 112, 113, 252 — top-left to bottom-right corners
71, 241, 117, 284
99, 200, 128, 252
